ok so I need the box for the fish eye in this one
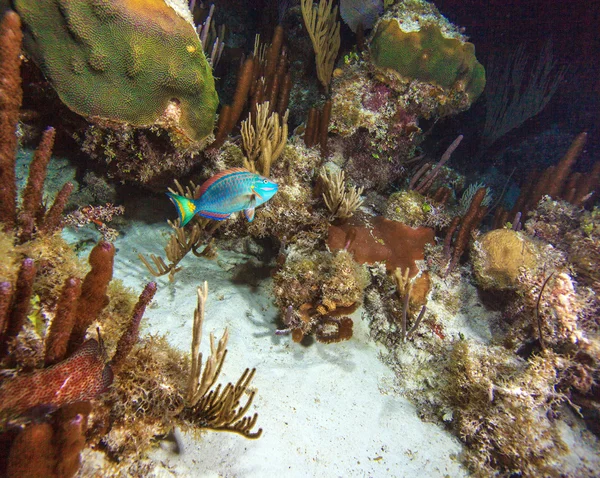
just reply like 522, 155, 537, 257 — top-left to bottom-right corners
263, 179, 268, 184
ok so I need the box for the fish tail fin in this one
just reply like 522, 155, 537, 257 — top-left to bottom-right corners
166, 192, 197, 226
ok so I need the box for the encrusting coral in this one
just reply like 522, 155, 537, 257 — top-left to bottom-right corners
471, 228, 540, 290
370, 9, 485, 102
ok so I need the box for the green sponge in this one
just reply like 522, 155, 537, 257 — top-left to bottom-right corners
14, 0, 218, 142
370, 19, 486, 102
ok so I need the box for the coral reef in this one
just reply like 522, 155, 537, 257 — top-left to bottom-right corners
99, 282, 262, 467
385, 189, 450, 228
211, 25, 291, 150
319, 167, 364, 219
0, 234, 157, 476
329, 60, 423, 179
64, 203, 125, 242
442, 341, 568, 476
328, 216, 434, 303
301, 0, 341, 92
245, 140, 328, 242
0, 11, 261, 474
370, 11, 485, 102
13, 0, 218, 143
525, 198, 600, 295
273, 248, 369, 343
0, 0, 596, 475
471, 229, 540, 290
241, 101, 288, 176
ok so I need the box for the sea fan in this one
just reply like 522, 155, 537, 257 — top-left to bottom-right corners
340, 0, 384, 33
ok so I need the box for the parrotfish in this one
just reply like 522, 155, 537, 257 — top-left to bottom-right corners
167, 168, 278, 226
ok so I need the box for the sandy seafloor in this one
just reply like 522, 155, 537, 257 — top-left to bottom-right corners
65, 216, 468, 477
26, 151, 600, 477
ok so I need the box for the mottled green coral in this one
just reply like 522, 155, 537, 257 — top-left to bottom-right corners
370, 20, 485, 102
14, 0, 218, 142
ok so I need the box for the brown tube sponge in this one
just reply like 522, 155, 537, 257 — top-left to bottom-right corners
110, 281, 157, 373
45, 277, 82, 366
6, 423, 56, 478
69, 241, 115, 351
0, 11, 22, 231
55, 410, 88, 478
40, 181, 74, 235
18, 127, 56, 242
447, 187, 487, 274
0, 258, 36, 358
0, 281, 12, 338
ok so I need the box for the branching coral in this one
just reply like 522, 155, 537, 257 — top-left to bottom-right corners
138, 219, 218, 282
103, 281, 262, 460
301, 0, 341, 92
393, 267, 427, 341
241, 101, 289, 177
139, 180, 219, 281
185, 285, 261, 437
319, 168, 364, 219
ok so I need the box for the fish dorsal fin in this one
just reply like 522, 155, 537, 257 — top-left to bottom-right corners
196, 168, 252, 199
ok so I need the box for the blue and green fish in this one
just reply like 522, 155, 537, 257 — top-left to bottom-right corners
167, 168, 278, 226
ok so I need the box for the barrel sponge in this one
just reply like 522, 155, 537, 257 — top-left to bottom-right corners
471, 229, 539, 290
369, 3, 485, 102
14, 0, 218, 143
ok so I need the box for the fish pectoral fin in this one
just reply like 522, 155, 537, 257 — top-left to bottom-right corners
248, 193, 258, 208
244, 207, 256, 222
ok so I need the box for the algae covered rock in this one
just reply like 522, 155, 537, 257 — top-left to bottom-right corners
472, 229, 538, 290
14, 0, 218, 143
369, 0, 485, 108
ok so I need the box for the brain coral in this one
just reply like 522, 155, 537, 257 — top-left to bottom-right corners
369, 0, 485, 103
14, 0, 218, 143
